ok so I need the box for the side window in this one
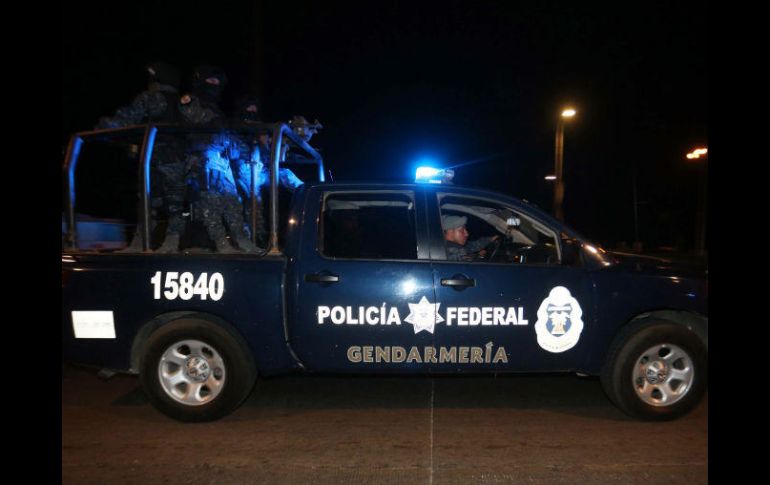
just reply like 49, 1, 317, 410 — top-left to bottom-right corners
438, 195, 560, 265
321, 192, 417, 260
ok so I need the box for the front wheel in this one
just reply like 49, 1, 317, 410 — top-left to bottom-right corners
601, 321, 707, 420
139, 319, 256, 422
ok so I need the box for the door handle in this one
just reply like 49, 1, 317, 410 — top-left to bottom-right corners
304, 272, 340, 283
441, 277, 475, 288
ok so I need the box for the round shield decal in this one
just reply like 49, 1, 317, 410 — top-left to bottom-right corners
534, 286, 584, 353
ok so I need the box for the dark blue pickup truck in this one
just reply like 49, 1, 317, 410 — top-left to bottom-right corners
62, 124, 708, 422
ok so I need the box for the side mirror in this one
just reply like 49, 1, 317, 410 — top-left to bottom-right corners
560, 236, 582, 266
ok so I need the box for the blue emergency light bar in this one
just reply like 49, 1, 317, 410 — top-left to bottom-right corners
415, 167, 455, 184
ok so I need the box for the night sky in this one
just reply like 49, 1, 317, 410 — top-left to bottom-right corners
61, 1, 707, 250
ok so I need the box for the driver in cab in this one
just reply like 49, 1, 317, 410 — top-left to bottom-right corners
442, 215, 500, 262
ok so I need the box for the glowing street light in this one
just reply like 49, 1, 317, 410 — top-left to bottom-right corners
684, 146, 708, 256
545, 175, 557, 181
553, 107, 577, 221
686, 147, 708, 160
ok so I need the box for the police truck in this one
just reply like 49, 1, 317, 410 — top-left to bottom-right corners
62, 123, 708, 422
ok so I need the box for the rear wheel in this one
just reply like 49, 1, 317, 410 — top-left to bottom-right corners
601, 321, 707, 420
140, 319, 256, 422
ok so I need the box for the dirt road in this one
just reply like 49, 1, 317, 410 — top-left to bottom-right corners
62, 363, 707, 484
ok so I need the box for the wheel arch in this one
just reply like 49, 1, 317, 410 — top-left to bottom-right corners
601, 308, 708, 376
625, 309, 707, 350
599, 308, 708, 420
130, 311, 257, 374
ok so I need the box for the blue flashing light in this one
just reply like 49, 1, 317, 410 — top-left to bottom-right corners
416, 166, 440, 181
415, 166, 455, 184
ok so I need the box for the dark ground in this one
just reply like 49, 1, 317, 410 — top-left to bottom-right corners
62, 363, 707, 485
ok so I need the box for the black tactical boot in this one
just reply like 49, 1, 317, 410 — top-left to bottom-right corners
235, 236, 260, 253
118, 232, 145, 253
155, 233, 180, 253
215, 237, 241, 254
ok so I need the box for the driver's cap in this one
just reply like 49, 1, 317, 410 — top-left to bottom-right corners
442, 215, 467, 231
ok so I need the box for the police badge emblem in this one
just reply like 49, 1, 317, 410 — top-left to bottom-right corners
534, 286, 584, 353
404, 296, 444, 334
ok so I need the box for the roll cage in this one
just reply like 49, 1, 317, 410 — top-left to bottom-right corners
62, 122, 325, 255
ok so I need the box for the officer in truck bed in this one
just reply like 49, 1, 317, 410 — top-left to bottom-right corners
180, 66, 258, 253
96, 61, 184, 253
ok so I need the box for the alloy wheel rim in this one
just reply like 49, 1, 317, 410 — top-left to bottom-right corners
632, 343, 694, 407
158, 339, 226, 406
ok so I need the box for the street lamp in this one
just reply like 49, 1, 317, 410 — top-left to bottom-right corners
686, 146, 708, 256
686, 147, 708, 160
553, 107, 577, 221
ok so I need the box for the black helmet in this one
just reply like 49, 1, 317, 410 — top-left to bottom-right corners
192, 65, 228, 89
236, 94, 260, 122
191, 65, 227, 104
145, 61, 180, 90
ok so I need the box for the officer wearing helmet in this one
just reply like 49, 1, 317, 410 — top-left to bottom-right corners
97, 61, 184, 253
179, 65, 227, 125
236, 94, 261, 123
228, 97, 306, 247
181, 66, 258, 253
228, 95, 268, 246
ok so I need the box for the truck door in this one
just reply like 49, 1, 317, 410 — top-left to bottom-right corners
289, 187, 438, 372
427, 191, 595, 372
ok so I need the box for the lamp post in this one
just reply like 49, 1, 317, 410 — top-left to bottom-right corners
553, 108, 576, 221
686, 147, 708, 256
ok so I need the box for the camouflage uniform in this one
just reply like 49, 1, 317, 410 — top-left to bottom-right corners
230, 136, 268, 246
95, 61, 180, 129
180, 67, 258, 253
230, 132, 304, 247
445, 237, 496, 262
196, 132, 257, 253
95, 87, 178, 129
97, 61, 183, 252
229, 97, 304, 248
152, 140, 188, 252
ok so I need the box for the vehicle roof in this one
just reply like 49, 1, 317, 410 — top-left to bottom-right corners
308, 180, 537, 206
305, 180, 587, 240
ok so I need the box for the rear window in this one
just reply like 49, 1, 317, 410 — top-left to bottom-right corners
321, 192, 417, 260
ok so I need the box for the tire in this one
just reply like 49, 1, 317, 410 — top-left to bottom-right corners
139, 318, 257, 422
601, 320, 707, 421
